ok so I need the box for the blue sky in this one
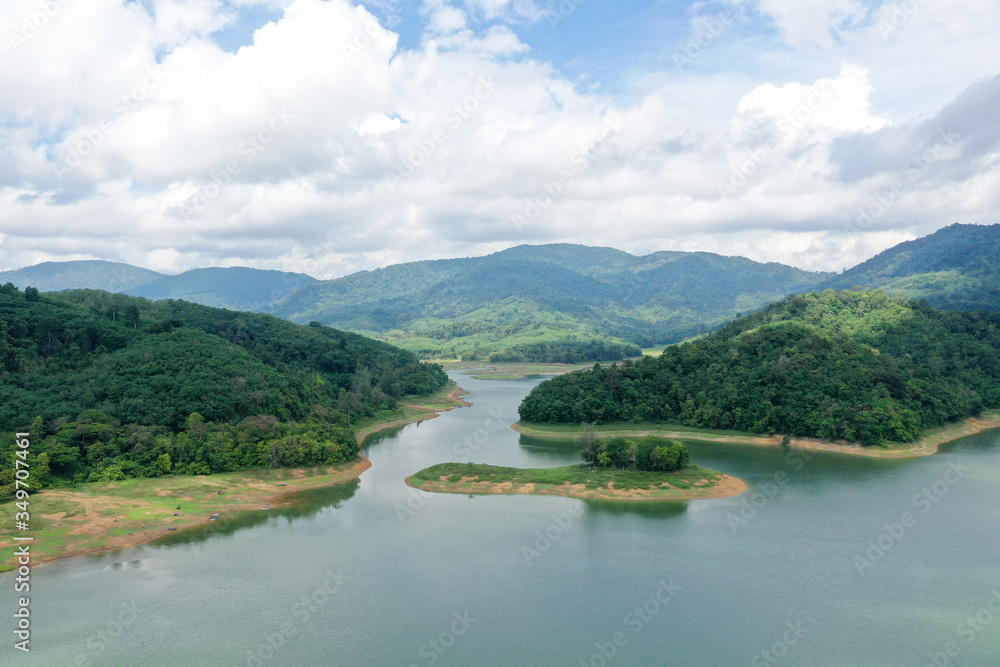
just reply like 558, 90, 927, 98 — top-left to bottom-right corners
1, 0, 998, 277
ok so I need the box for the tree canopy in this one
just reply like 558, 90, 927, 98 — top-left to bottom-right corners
519, 290, 1000, 447
0, 286, 447, 498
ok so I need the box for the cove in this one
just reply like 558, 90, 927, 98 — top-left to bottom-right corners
16, 372, 1000, 666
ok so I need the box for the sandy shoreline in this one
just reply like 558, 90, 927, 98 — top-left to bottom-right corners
14, 456, 373, 568
406, 472, 747, 501
513, 412, 1000, 459
11, 383, 473, 568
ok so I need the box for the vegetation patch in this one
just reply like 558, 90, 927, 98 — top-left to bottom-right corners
406, 461, 743, 501
520, 290, 1000, 447
0, 286, 447, 498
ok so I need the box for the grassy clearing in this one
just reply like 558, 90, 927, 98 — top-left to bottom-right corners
0, 458, 370, 569
407, 462, 745, 501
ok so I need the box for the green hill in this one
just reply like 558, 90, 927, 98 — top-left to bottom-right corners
133, 266, 317, 311
822, 223, 1000, 310
0, 261, 317, 313
268, 244, 831, 361
518, 289, 1000, 446
0, 260, 162, 293
0, 285, 446, 495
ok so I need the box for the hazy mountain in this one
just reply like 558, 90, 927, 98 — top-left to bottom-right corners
133, 267, 317, 312
0, 260, 162, 294
268, 244, 833, 360
822, 223, 1000, 310
0, 261, 317, 313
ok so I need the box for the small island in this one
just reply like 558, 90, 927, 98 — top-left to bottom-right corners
406, 436, 747, 501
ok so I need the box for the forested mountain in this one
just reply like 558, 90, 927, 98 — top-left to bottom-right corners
7, 224, 998, 365
0, 260, 163, 294
519, 290, 1000, 446
0, 261, 317, 312
822, 223, 1000, 310
268, 244, 831, 361
0, 285, 446, 495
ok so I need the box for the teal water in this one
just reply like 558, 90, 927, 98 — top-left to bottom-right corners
11, 373, 1000, 666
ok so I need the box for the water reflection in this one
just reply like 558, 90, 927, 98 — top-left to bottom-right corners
581, 498, 689, 518
150, 478, 360, 549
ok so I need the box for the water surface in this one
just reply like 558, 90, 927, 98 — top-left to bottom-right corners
15, 373, 1000, 666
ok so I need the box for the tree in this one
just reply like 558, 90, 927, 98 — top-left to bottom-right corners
125, 304, 141, 330
156, 453, 173, 474
24, 286, 39, 302
33, 452, 50, 488
580, 422, 601, 466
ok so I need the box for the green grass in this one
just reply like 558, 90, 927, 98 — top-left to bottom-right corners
0, 461, 367, 567
409, 461, 724, 495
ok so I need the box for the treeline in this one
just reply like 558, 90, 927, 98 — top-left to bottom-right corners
519, 290, 1000, 446
482, 340, 641, 364
0, 285, 447, 497
582, 434, 690, 471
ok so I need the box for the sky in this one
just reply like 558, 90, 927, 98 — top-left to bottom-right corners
1, 0, 999, 279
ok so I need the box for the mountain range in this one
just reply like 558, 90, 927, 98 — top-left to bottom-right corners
2, 223, 997, 361
0, 261, 316, 313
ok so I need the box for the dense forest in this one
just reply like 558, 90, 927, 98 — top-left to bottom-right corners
0, 286, 446, 498
823, 223, 1000, 311
519, 290, 1000, 446
268, 244, 830, 360
582, 434, 691, 471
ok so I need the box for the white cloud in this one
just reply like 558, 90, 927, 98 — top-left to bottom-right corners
756, 0, 869, 49
0, 0, 998, 278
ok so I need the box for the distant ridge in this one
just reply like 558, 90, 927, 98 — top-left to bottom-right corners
821, 223, 1000, 310
0, 261, 317, 313
267, 243, 832, 360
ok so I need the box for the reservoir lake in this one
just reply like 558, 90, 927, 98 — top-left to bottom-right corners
17, 372, 1000, 666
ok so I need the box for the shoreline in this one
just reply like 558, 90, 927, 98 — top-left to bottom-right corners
512, 412, 1000, 459
405, 461, 748, 501
4, 381, 472, 569
355, 383, 471, 444
405, 472, 747, 501
4, 456, 373, 569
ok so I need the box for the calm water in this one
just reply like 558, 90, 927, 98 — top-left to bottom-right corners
11, 373, 1000, 666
